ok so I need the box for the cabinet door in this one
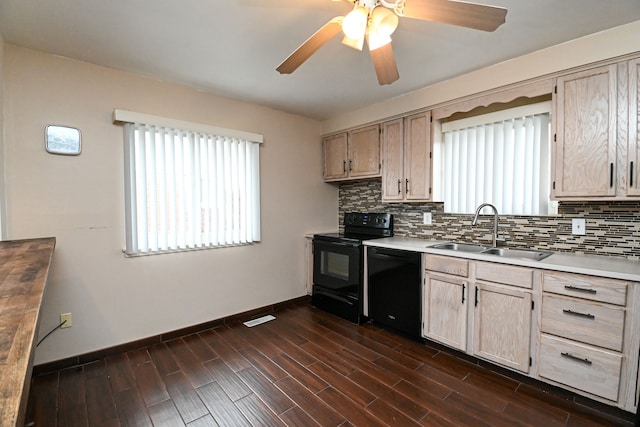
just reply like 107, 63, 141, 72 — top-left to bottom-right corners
404, 111, 432, 201
553, 65, 617, 197
348, 125, 381, 178
323, 133, 348, 181
381, 119, 404, 201
472, 282, 532, 373
423, 272, 468, 351
628, 59, 640, 196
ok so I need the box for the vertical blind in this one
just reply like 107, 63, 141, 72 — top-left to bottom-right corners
442, 105, 551, 215
123, 123, 260, 255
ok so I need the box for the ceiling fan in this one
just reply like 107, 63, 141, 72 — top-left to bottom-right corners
276, 0, 507, 85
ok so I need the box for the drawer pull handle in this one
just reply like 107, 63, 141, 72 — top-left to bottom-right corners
564, 285, 597, 294
561, 352, 592, 365
562, 309, 595, 319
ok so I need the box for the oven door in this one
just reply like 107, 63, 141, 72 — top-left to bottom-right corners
313, 239, 361, 291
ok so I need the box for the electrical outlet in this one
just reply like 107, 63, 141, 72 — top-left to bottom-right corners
572, 218, 586, 235
60, 313, 72, 328
423, 212, 432, 225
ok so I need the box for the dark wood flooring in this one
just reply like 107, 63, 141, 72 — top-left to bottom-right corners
26, 300, 635, 426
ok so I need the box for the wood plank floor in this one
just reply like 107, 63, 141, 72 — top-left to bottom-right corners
26, 300, 635, 426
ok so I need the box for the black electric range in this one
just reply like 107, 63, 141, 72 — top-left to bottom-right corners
312, 212, 393, 323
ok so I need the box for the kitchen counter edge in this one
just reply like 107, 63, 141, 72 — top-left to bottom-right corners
364, 237, 640, 282
0, 237, 56, 427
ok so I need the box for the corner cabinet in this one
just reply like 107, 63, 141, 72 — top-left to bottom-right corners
381, 112, 432, 202
553, 58, 640, 199
323, 125, 381, 182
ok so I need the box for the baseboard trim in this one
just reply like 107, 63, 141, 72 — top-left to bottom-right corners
33, 295, 310, 375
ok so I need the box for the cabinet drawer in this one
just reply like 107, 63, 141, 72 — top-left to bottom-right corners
424, 255, 468, 277
543, 271, 628, 305
541, 294, 625, 351
538, 334, 622, 402
475, 262, 533, 289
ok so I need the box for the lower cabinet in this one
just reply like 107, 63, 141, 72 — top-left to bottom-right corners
422, 254, 640, 413
471, 262, 534, 373
538, 271, 635, 407
423, 255, 469, 351
538, 334, 622, 402
472, 281, 532, 373
423, 271, 468, 351
423, 256, 533, 373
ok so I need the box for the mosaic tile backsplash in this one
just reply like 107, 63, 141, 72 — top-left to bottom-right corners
339, 180, 640, 260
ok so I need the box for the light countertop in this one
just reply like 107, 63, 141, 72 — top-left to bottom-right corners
364, 237, 640, 282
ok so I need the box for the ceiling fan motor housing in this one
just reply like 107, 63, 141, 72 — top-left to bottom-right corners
355, 0, 389, 10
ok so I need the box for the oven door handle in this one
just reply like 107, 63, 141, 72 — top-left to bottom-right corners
315, 241, 359, 248
314, 290, 355, 306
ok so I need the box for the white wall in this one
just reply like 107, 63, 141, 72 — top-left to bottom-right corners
2, 45, 338, 364
322, 20, 640, 134
0, 36, 5, 239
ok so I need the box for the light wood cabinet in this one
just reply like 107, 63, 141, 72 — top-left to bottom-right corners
553, 64, 617, 197
553, 59, 640, 199
539, 334, 622, 402
627, 58, 640, 196
381, 112, 432, 202
538, 271, 637, 408
322, 133, 349, 180
472, 263, 533, 373
423, 256, 533, 372
423, 270, 468, 351
421, 252, 640, 411
323, 125, 381, 182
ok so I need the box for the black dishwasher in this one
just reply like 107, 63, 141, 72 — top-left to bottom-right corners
367, 247, 422, 339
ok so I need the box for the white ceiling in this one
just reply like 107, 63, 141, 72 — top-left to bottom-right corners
1, 0, 640, 121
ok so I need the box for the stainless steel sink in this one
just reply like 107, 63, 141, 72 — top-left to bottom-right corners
480, 247, 553, 261
428, 242, 553, 261
428, 242, 489, 253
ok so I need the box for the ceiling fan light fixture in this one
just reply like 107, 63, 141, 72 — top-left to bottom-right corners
342, 34, 365, 51
342, 6, 368, 40
370, 5, 399, 37
367, 31, 392, 51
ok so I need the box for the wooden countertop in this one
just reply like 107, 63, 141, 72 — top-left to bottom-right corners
0, 237, 55, 427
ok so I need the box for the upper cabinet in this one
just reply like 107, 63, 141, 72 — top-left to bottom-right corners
553, 64, 618, 198
627, 58, 640, 196
323, 125, 381, 182
381, 111, 432, 202
553, 59, 640, 199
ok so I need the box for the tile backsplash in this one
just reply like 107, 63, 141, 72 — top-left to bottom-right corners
339, 180, 640, 260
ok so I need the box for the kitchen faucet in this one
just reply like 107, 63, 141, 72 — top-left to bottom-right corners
472, 203, 500, 248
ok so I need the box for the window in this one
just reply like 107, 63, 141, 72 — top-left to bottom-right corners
116, 110, 261, 256
439, 102, 554, 215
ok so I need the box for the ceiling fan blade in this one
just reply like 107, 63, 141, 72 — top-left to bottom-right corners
402, 0, 507, 32
276, 17, 344, 74
369, 42, 399, 85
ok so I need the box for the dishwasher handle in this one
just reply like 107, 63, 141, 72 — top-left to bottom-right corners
368, 247, 421, 264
